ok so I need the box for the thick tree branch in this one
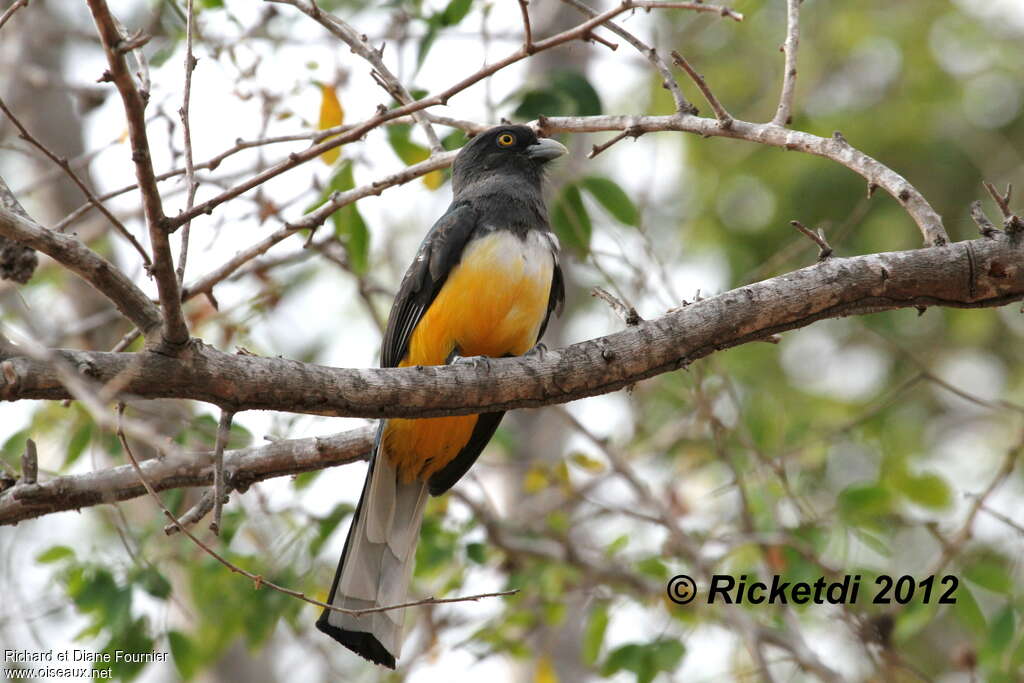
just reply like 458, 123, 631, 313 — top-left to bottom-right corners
0, 206, 162, 335
0, 426, 374, 526
3, 234, 1019, 419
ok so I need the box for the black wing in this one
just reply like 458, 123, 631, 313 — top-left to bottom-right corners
380, 201, 480, 368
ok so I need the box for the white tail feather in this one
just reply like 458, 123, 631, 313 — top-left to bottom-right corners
320, 437, 429, 664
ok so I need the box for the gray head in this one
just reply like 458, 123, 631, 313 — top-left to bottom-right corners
451, 125, 568, 196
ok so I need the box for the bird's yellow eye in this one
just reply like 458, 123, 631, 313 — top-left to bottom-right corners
496, 132, 516, 147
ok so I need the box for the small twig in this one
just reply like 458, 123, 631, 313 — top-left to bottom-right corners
176, 0, 199, 287
583, 29, 618, 51
983, 181, 1024, 234
591, 286, 642, 325
0, 0, 29, 33
587, 126, 642, 159
969, 201, 999, 238
210, 409, 235, 535
518, 0, 534, 53
789, 220, 832, 260
772, 0, 801, 126
631, 1, 743, 22
21, 439, 37, 486
165, 487, 224, 535
670, 50, 732, 128
0, 97, 152, 267
983, 181, 1012, 218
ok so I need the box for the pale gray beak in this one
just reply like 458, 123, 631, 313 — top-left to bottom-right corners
526, 137, 569, 161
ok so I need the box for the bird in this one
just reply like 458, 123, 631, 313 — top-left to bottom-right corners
316, 124, 567, 668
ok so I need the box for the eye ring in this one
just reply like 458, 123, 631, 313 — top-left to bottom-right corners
496, 132, 517, 147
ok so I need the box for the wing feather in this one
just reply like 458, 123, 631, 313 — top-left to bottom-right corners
380, 202, 479, 368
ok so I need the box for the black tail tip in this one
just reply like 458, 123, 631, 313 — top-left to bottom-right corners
316, 613, 397, 669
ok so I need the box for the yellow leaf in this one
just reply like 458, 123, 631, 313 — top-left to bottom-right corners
523, 465, 549, 494
422, 169, 444, 190
534, 656, 558, 683
318, 84, 345, 166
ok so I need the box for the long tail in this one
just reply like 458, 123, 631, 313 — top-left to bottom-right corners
316, 425, 429, 669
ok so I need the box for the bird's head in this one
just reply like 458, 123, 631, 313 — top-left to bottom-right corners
451, 125, 568, 195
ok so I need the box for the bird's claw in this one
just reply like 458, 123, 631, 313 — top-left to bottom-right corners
449, 353, 492, 369
523, 342, 547, 361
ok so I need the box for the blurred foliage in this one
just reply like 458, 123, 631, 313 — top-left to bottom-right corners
3, 0, 1024, 682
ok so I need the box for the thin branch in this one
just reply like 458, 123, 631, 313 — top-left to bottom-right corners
163, 1, 703, 231
176, 0, 200, 286
789, 220, 832, 260
564, 0, 696, 114
632, 0, 743, 21
86, 0, 190, 347
1, 425, 375, 525
0, 0, 28, 33
210, 409, 234, 535
20, 439, 37, 486
180, 150, 456, 300
273, 0, 443, 153
983, 180, 1024, 234
518, 0, 534, 53
670, 50, 732, 127
591, 286, 642, 325
535, 113, 949, 246
772, 0, 801, 126
970, 200, 999, 238
926, 432, 1022, 576
5, 234, 1020, 419
0, 206, 162, 335
0, 97, 152, 267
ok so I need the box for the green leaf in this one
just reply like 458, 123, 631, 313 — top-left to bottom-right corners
466, 542, 487, 565
635, 556, 668, 580
899, 471, 952, 509
1, 428, 29, 460
601, 640, 683, 683
552, 70, 602, 116
581, 175, 640, 226
440, 0, 473, 26
964, 553, 1012, 593
64, 422, 92, 468
135, 567, 172, 599
312, 503, 354, 556
601, 643, 644, 677
307, 160, 371, 275
582, 603, 609, 665
954, 583, 987, 635
551, 183, 592, 256
36, 545, 75, 564
416, 21, 439, 70
512, 70, 602, 120
838, 483, 892, 522
168, 630, 201, 680
986, 606, 1015, 657
387, 124, 430, 166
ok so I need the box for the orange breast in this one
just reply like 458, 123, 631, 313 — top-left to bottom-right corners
383, 230, 555, 483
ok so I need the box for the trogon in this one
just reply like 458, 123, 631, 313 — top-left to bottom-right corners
316, 125, 567, 668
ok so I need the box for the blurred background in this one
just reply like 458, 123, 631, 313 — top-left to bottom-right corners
1, 0, 1023, 680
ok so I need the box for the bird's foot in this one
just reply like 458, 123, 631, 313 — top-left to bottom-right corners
523, 342, 547, 362
448, 351, 493, 369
